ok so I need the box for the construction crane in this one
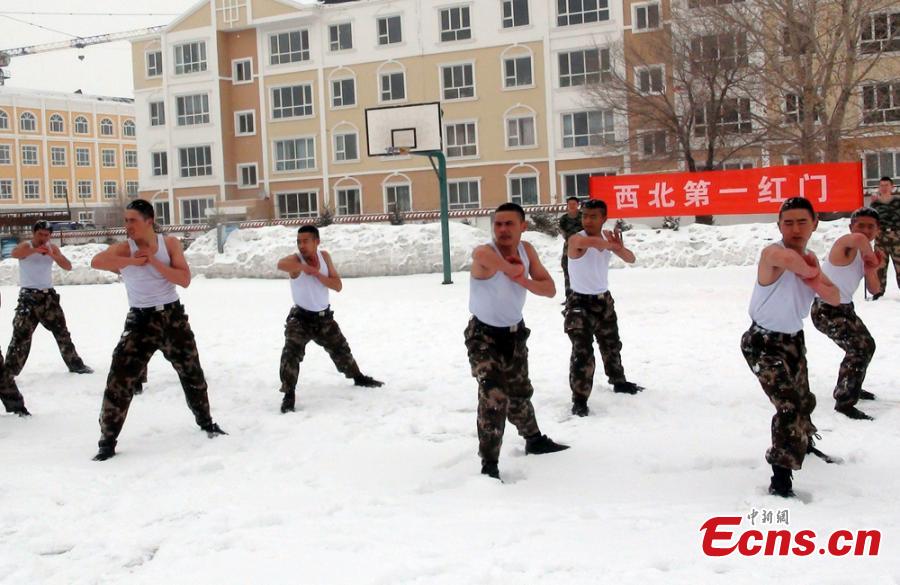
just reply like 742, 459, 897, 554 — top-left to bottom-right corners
0, 26, 165, 85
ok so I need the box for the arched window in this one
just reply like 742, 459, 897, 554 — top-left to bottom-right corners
0, 110, 8, 130
49, 114, 65, 133
74, 116, 89, 134
99, 118, 114, 136
19, 112, 36, 132
123, 120, 136, 137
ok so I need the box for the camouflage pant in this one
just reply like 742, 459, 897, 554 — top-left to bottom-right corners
874, 229, 900, 293
98, 303, 213, 444
810, 299, 875, 409
279, 306, 362, 394
464, 317, 541, 464
0, 349, 26, 412
5, 288, 86, 376
565, 292, 626, 401
561, 247, 571, 294
741, 324, 817, 471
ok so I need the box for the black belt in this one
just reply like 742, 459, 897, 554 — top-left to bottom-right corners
569, 291, 611, 300
750, 322, 803, 340
21, 287, 54, 294
130, 301, 181, 314
473, 316, 525, 334
294, 305, 331, 318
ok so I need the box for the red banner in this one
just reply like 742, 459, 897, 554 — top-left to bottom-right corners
589, 162, 863, 218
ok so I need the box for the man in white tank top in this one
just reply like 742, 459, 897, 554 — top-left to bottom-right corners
89, 199, 226, 461
275, 225, 383, 413
811, 207, 884, 420
5, 220, 93, 383
465, 203, 569, 481
564, 199, 642, 417
740, 198, 841, 497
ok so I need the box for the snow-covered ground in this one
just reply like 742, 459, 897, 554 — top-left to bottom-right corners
1, 259, 898, 584
0, 219, 855, 284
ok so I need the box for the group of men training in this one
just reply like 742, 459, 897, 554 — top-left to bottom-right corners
0, 174, 897, 492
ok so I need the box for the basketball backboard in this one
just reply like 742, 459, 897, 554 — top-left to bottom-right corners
365, 102, 442, 156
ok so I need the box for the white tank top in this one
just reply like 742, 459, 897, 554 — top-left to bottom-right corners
821, 250, 864, 305
469, 242, 530, 327
290, 250, 330, 312
120, 234, 180, 308
568, 230, 611, 294
19, 242, 55, 289
748, 245, 816, 334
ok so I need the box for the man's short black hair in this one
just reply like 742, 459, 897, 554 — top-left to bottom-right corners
298, 225, 320, 239
582, 199, 608, 214
851, 207, 880, 224
496, 202, 526, 221
126, 198, 155, 220
566, 196, 580, 203
33, 220, 52, 233
880, 176, 893, 184
778, 197, 816, 220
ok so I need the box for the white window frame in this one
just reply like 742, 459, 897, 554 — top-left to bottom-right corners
180, 197, 216, 225
77, 180, 93, 199
78, 211, 94, 224
637, 130, 669, 157
377, 15, 403, 46
50, 146, 67, 166
562, 110, 616, 148
234, 110, 256, 136
174, 40, 208, 75
20, 112, 37, 132
863, 150, 900, 187
272, 136, 317, 173
505, 114, 537, 149
99, 118, 114, 136
0, 144, 10, 165
152, 151, 168, 176
49, 114, 65, 133
561, 169, 616, 199
126, 181, 140, 197
503, 53, 534, 89
508, 174, 540, 206
445, 120, 479, 159
176, 93, 211, 126
103, 180, 119, 199
383, 180, 412, 213
232, 58, 253, 84
632, 2, 661, 32
75, 147, 90, 167
150, 101, 166, 127
0, 110, 8, 131
276, 190, 319, 219
722, 160, 755, 170
23, 179, 41, 200
146, 50, 163, 78
635, 65, 665, 95
861, 82, 900, 125
331, 77, 357, 109
335, 185, 362, 216
333, 131, 360, 163
101, 148, 116, 168
125, 149, 138, 168
859, 12, 900, 54
21, 145, 38, 166
439, 5, 473, 43
123, 120, 136, 137
559, 48, 611, 88
154, 200, 172, 225
502, 0, 531, 28
557, 0, 610, 26
448, 178, 481, 210
237, 163, 259, 189
178, 145, 214, 178
379, 70, 406, 103
329, 22, 353, 52
268, 29, 310, 65
52, 180, 68, 200
74, 116, 89, 134
0, 179, 12, 199
440, 61, 476, 101
270, 84, 314, 120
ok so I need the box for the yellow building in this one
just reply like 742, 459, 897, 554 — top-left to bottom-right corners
0, 87, 139, 226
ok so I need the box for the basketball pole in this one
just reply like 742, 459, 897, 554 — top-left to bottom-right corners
413, 150, 452, 285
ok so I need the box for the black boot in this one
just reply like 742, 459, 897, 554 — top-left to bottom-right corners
613, 381, 644, 394
481, 461, 500, 480
69, 364, 94, 374
835, 405, 874, 420
354, 375, 384, 388
768, 465, 795, 497
281, 391, 295, 413
201, 422, 227, 438
10, 406, 31, 417
571, 399, 589, 417
859, 389, 876, 401
93, 439, 117, 461
870, 292, 884, 301
525, 434, 570, 455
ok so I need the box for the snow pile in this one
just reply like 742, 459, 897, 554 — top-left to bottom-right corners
0, 219, 854, 284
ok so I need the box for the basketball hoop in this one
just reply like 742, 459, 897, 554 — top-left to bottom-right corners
385, 146, 410, 156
